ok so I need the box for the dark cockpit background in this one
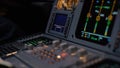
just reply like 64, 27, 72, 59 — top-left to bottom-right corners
0, 0, 54, 44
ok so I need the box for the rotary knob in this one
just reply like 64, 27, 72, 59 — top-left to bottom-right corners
77, 48, 88, 57
59, 42, 69, 50
70, 47, 78, 54
52, 40, 61, 47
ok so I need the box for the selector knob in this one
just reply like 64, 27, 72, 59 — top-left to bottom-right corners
60, 42, 69, 50
70, 47, 78, 54
77, 48, 88, 57
52, 40, 61, 47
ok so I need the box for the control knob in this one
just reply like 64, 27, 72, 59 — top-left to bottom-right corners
52, 40, 61, 47
77, 48, 88, 57
59, 42, 69, 50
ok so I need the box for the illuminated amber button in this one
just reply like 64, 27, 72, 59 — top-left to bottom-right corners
87, 13, 91, 18
108, 15, 113, 21
96, 16, 100, 21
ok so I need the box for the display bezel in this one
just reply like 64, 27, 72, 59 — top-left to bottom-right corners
75, 0, 119, 46
68, 1, 120, 52
48, 13, 70, 37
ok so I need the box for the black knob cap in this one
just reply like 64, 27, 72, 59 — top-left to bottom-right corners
60, 43, 69, 50
52, 40, 61, 47
70, 47, 78, 53
77, 49, 88, 57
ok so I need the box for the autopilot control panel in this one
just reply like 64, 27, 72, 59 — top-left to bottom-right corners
0, 0, 120, 68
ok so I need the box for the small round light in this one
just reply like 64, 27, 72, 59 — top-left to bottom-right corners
57, 55, 61, 59
60, 52, 68, 58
